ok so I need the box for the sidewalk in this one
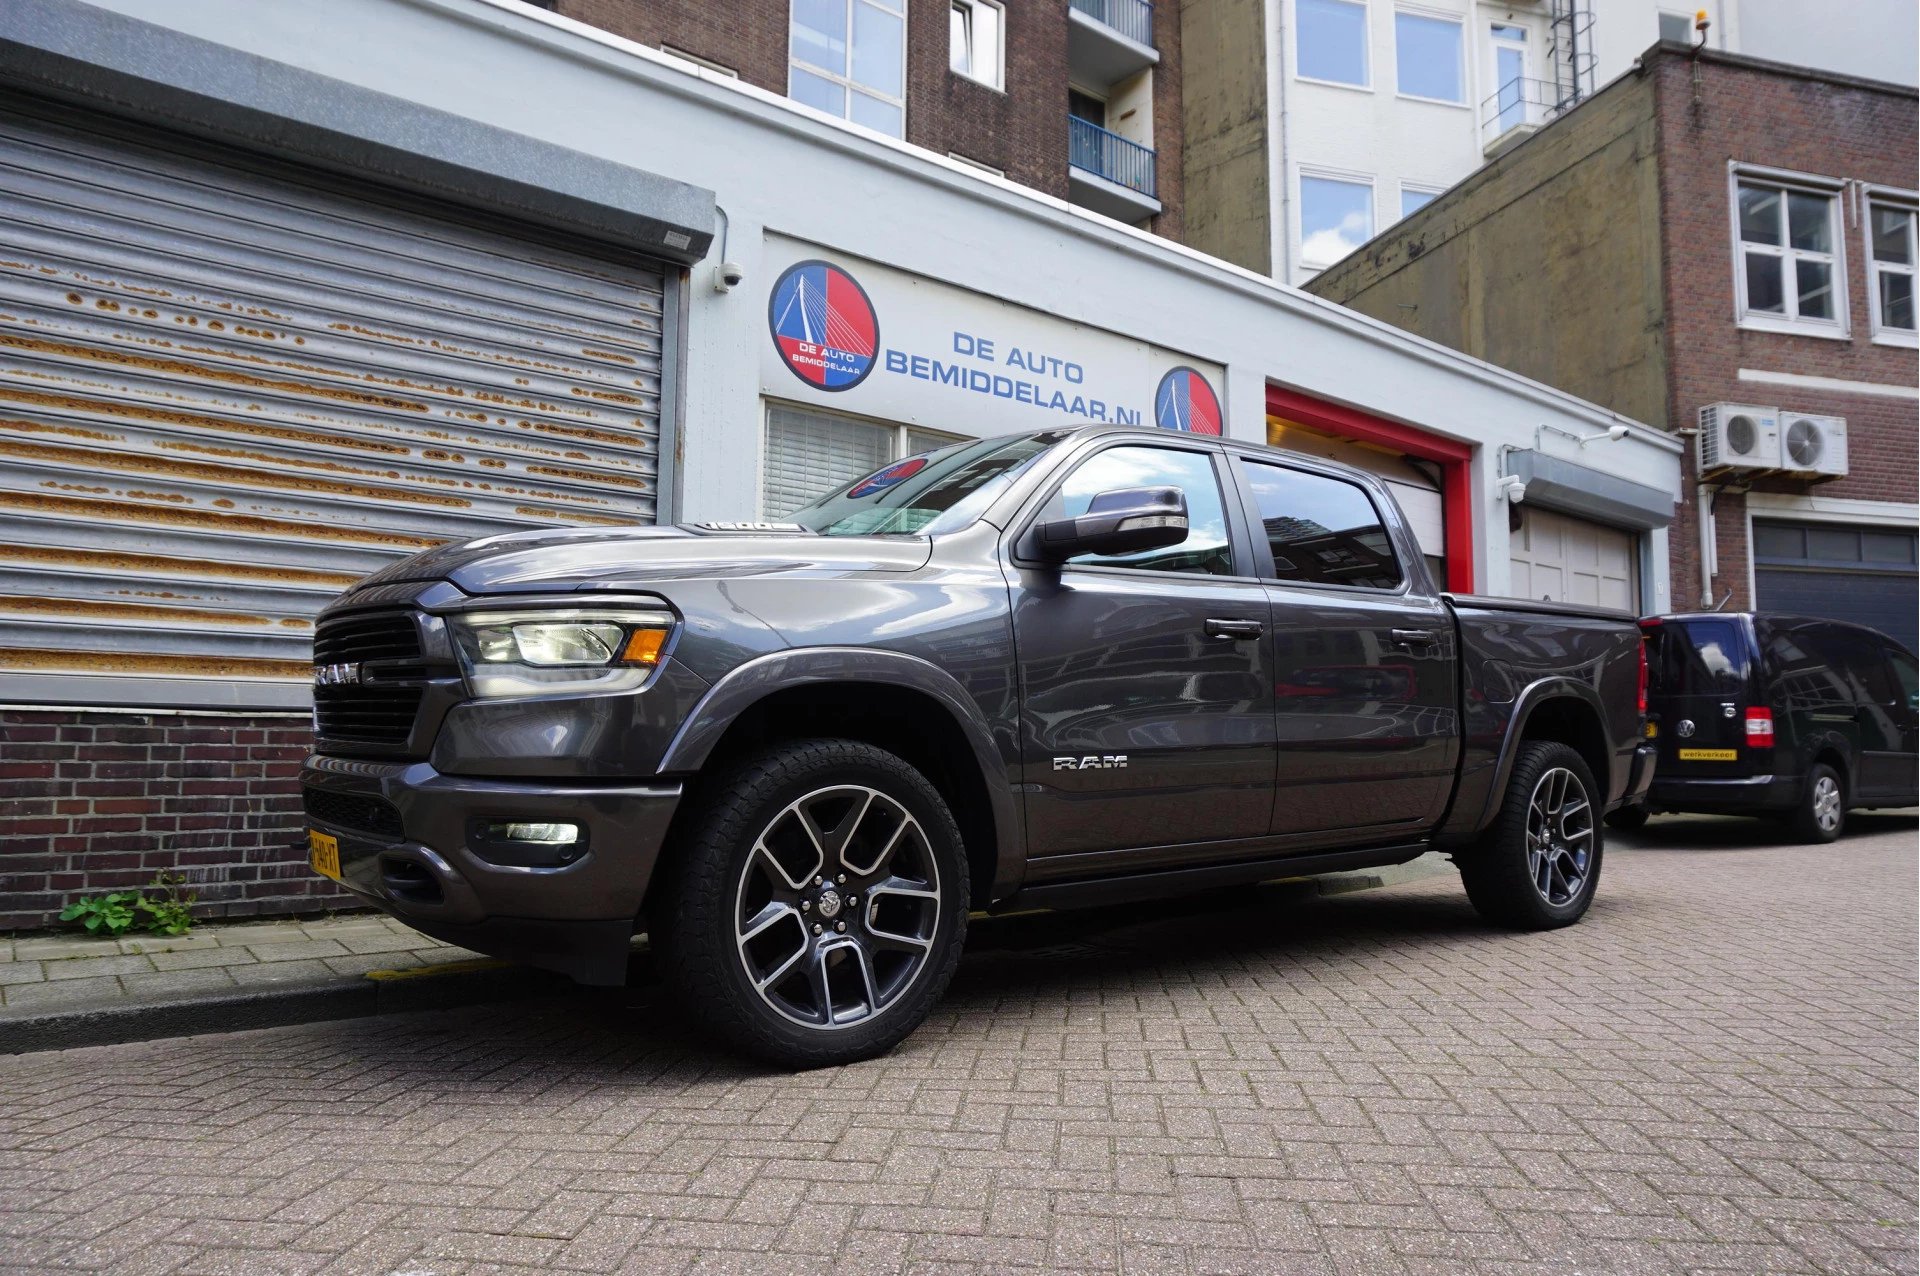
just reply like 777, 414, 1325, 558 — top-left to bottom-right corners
0, 911, 575, 1054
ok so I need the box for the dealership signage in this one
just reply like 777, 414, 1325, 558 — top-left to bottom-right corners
763, 238, 1224, 436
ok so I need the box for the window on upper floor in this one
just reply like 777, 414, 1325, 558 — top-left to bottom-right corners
1400, 185, 1440, 218
790, 0, 907, 138
1300, 172, 1374, 267
1733, 174, 1847, 336
1868, 196, 1918, 345
1298, 0, 1369, 87
1395, 10, 1463, 103
950, 0, 1005, 90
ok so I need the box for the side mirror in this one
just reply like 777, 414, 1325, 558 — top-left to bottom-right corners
1035, 486, 1189, 561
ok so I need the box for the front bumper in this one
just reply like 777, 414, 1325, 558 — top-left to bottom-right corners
300, 754, 681, 984
1647, 771, 1801, 815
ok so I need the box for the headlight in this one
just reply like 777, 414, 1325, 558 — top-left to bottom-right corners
449, 609, 675, 700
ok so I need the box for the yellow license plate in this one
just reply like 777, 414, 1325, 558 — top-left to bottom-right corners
308, 829, 341, 880
1678, 748, 1738, 761
1644, 722, 1658, 738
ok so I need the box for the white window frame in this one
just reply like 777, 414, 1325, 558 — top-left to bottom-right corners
1728, 163, 1850, 339
1392, 6, 1467, 107
1297, 165, 1377, 271
1865, 186, 1919, 348
949, 0, 1006, 92
1398, 181, 1445, 219
789, 0, 909, 137
1294, 0, 1372, 92
759, 400, 964, 518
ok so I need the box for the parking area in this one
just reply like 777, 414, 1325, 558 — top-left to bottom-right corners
3, 815, 1914, 1276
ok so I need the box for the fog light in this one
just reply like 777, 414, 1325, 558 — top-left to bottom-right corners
469, 820, 587, 868
483, 822, 580, 844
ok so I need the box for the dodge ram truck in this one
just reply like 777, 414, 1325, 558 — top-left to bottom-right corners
301, 426, 1655, 1067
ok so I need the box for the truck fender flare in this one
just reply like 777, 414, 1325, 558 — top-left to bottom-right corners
1470, 677, 1611, 834
656, 646, 1025, 895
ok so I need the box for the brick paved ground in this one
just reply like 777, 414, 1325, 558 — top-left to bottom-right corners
2, 816, 1914, 1275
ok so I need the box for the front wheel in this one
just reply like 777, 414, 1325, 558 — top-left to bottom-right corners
1460, 741, 1603, 930
1792, 763, 1845, 844
653, 739, 970, 1069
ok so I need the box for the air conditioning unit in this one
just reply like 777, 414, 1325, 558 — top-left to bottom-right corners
1778, 412, 1849, 478
1698, 403, 1781, 474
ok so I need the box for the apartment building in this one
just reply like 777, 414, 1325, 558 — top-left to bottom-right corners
1181, 0, 1918, 285
1305, 43, 1918, 647
529, 0, 1186, 235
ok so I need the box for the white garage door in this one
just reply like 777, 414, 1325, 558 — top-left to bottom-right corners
1509, 508, 1639, 610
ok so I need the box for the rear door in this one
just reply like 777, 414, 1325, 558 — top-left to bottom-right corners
1645, 618, 1756, 777
1882, 645, 1920, 804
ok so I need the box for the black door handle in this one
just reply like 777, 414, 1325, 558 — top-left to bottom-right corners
1205, 618, 1265, 640
1391, 628, 1438, 648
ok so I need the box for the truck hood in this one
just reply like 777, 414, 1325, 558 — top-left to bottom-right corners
352, 523, 934, 595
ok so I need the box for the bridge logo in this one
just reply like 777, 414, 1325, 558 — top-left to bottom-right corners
1154, 366, 1222, 436
769, 259, 880, 392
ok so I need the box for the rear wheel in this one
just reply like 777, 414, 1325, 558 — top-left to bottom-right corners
1460, 741, 1603, 930
1792, 762, 1845, 844
654, 739, 969, 1069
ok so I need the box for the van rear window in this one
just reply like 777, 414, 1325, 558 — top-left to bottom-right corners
1647, 620, 1747, 696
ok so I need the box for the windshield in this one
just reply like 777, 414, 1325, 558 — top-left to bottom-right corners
786, 432, 1069, 537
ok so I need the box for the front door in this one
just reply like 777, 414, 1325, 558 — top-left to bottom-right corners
1233, 456, 1459, 835
1011, 441, 1276, 859
1882, 645, 1920, 803
1824, 627, 1912, 802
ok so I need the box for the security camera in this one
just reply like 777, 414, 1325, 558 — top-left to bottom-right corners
1498, 475, 1527, 504
1605, 423, 1629, 442
713, 261, 744, 293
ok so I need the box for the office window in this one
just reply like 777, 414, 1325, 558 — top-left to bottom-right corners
1300, 174, 1374, 266
1734, 175, 1845, 332
950, 0, 1004, 89
1869, 198, 1918, 341
1239, 461, 1401, 589
790, 0, 907, 137
763, 405, 960, 517
1395, 11, 1463, 102
1400, 185, 1439, 218
1298, 0, 1369, 87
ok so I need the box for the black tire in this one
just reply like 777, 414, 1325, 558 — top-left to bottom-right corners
1792, 762, 1845, 844
652, 739, 970, 1069
1604, 804, 1650, 833
1460, 740, 1604, 930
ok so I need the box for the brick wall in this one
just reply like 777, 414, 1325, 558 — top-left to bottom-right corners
549, 0, 1186, 240
1653, 50, 1919, 609
0, 710, 347, 931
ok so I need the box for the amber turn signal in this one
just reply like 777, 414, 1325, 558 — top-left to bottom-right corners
620, 627, 669, 667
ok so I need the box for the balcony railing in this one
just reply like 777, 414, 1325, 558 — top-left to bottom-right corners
1069, 0, 1154, 49
1069, 116, 1157, 198
1480, 76, 1558, 149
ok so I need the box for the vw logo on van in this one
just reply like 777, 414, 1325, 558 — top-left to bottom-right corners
1676, 719, 1696, 738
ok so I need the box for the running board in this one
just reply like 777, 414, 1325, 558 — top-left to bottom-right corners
995, 843, 1430, 914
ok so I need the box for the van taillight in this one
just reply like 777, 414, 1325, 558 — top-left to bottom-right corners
1745, 706, 1774, 748
1636, 638, 1649, 716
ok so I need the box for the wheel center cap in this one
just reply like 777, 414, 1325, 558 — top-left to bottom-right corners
815, 889, 842, 920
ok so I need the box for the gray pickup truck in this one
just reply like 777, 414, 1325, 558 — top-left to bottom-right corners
302, 426, 1654, 1066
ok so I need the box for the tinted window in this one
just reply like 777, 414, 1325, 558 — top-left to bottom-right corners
1813, 628, 1898, 704
1763, 624, 1852, 711
1239, 461, 1401, 589
1040, 445, 1234, 575
1649, 619, 1748, 697
1889, 648, 1918, 710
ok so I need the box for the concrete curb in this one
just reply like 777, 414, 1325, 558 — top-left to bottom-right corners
0, 961, 576, 1055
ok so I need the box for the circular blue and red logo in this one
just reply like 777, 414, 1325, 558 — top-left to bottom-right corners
768, 259, 880, 392
847, 456, 928, 499
1154, 366, 1222, 436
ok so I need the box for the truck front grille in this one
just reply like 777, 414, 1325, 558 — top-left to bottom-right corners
313, 610, 428, 753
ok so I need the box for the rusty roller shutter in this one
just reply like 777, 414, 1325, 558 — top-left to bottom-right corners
0, 98, 671, 707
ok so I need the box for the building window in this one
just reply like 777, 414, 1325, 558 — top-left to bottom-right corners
1400, 184, 1440, 218
1300, 173, 1374, 267
790, 0, 907, 138
1868, 197, 1918, 343
1297, 0, 1369, 88
950, 0, 1004, 90
1394, 10, 1463, 103
763, 404, 960, 517
1733, 174, 1846, 334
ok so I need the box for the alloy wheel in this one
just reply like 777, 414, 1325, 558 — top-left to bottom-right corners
1811, 774, 1843, 834
1525, 766, 1594, 907
733, 785, 942, 1029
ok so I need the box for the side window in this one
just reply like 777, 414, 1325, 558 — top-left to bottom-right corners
1239, 460, 1402, 589
1037, 445, 1235, 575
1828, 630, 1898, 705
1771, 626, 1859, 711
1888, 648, 1918, 710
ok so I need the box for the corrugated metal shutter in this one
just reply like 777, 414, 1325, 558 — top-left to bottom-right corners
1754, 520, 1918, 652
762, 405, 893, 517
0, 99, 670, 706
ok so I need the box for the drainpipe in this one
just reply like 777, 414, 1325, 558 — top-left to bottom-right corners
1274, 0, 1294, 282
1697, 486, 1716, 607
